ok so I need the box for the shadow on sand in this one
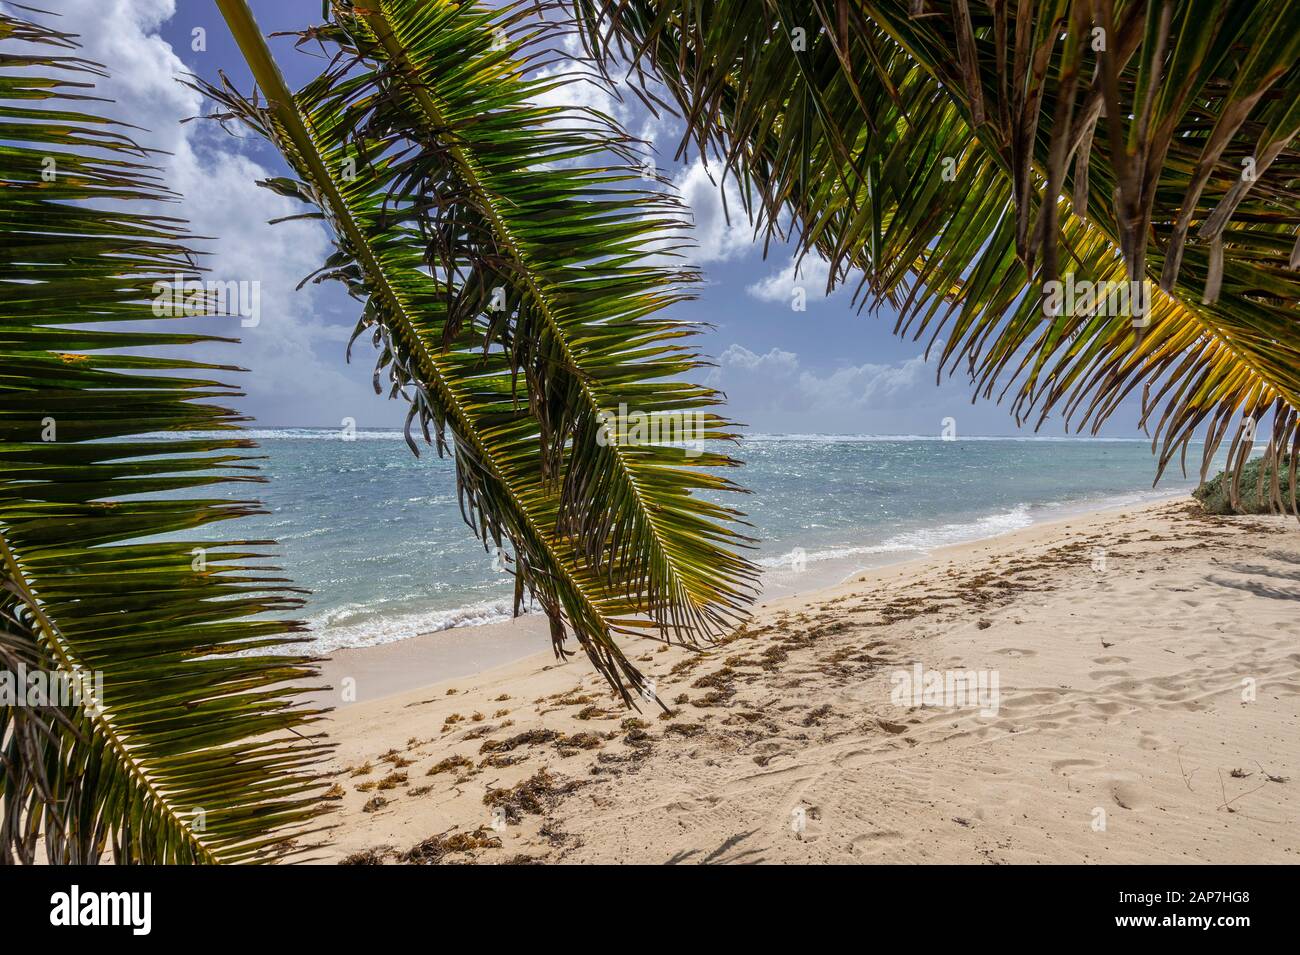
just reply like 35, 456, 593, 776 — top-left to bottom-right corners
663, 829, 765, 865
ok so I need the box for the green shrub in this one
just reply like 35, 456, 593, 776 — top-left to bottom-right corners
1193, 456, 1295, 515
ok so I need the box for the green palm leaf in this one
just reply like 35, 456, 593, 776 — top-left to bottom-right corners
208, 0, 759, 703
574, 0, 1300, 511
0, 10, 330, 864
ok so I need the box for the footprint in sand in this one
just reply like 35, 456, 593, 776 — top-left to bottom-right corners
1109, 779, 1148, 811
1002, 690, 1062, 711
993, 647, 1037, 658
1087, 700, 1127, 717
849, 830, 906, 859
1137, 731, 1172, 751
1050, 758, 1103, 775
1058, 763, 1152, 810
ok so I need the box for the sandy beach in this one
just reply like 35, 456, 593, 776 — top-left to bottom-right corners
312, 498, 1299, 864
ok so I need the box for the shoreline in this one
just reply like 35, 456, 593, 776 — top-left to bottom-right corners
316, 497, 1300, 863
318, 488, 1189, 708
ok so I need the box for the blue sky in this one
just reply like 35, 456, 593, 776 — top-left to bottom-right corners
63, 0, 1153, 438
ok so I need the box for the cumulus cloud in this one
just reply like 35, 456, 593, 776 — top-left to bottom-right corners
671, 160, 757, 264
799, 354, 929, 406
747, 252, 840, 305
713, 344, 931, 413
718, 344, 799, 374
501, 40, 759, 278
528, 33, 632, 127
50, 0, 385, 426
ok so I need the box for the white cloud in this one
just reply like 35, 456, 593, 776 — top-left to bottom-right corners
671, 160, 756, 263
798, 354, 929, 406
747, 253, 835, 304
718, 344, 799, 374
524, 50, 757, 273
48, 0, 382, 425
637, 112, 675, 154
529, 34, 631, 126
713, 344, 930, 411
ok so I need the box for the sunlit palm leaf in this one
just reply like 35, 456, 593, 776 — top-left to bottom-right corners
574, 0, 1300, 511
0, 10, 330, 864
208, 0, 759, 703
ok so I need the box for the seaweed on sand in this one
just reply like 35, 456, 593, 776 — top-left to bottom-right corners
479, 728, 562, 754
426, 754, 473, 776
400, 827, 502, 864
482, 769, 582, 823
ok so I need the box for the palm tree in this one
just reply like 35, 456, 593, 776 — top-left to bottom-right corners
11, 0, 1293, 865
572, 0, 1300, 511
0, 10, 330, 863
3, 0, 762, 864
209, 0, 761, 703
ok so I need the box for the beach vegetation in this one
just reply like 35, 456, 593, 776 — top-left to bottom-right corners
206, 0, 762, 706
1195, 457, 1297, 515
482, 767, 582, 822
0, 9, 330, 864
6, 0, 1300, 865
572, 0, 1300, 514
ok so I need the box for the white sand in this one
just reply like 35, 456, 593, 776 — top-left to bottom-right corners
311, 499, 1300, 864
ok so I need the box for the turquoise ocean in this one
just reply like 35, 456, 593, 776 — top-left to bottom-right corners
184, 430, 1213, 652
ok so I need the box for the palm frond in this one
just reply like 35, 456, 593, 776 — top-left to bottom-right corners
573, 0, 1300, 511
209, 0, 759, 704
0, 10, 331, 864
